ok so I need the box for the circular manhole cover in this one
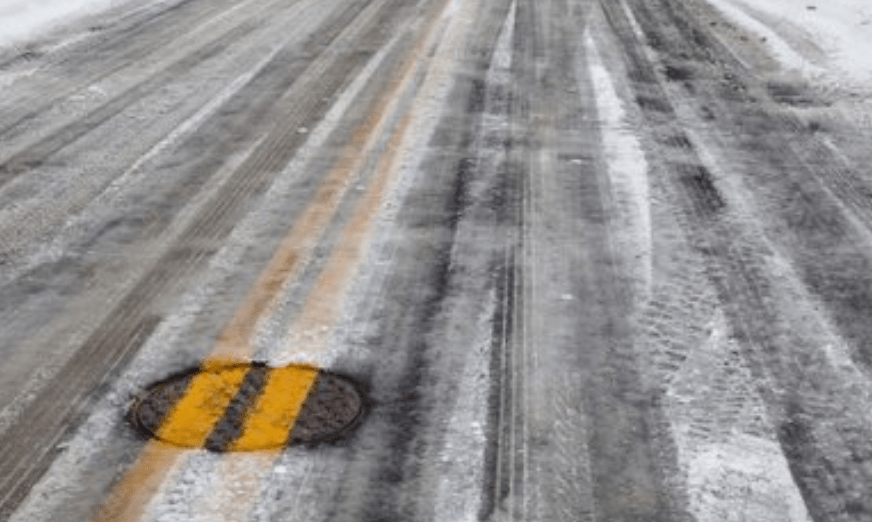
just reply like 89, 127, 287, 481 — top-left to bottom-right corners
130, 363, 365, 451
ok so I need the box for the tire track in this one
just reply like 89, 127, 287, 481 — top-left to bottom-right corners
0, 315, 162, 522
651, 0, 872, 239
0, 0, 374, 414
473, 2, 533, 520
0, 0, 339, 272
0, 1, 414, 518
0, 5, 267, 190
8, 7, 419, 518
631, 0, 872, 375
4, 2, 378, 386
498, 2, 536, 519
629, 3, 872, 520
496, 1, 679, 520
311, 2, 518, 520
578, 11, 678, 521
605, 0, 872, 519
0, 0, 254, 145
93, 0, 448, 517
471, 5, 528, 521
634, 155, 807, 521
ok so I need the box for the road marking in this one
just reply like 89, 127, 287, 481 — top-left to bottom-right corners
93, 0, 463, 519
156, 365, 250, 448
90, 443, 183, 522
279, 0, 463, 364
229, 365, 319, 451
207, 15, 411, 365
130, 364, 361, 451
172, 0, 469, 518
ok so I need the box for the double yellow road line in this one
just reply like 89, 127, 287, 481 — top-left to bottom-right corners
147, 364, 320, 452
91, 0, 461, 519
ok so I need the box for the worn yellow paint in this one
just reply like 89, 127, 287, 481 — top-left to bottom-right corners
157, 366, 250, 448
92, 0, 458, 518
91, 443, 185, 522
230, 365, 320, 451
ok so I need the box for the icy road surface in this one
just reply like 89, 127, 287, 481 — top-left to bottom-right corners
2, 0, 872, 520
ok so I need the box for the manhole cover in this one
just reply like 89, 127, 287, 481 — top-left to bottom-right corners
130, 362, 365, 451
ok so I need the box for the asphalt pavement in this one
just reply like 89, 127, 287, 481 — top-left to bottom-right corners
2, 0, 872, 520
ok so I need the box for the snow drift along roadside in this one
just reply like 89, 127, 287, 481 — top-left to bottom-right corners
0, 0, 137, 48
705, 0, 872, 90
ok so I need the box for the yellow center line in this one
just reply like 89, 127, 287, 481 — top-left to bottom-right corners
156, 366, 250, 447
92, 0, 459, 520
208, 41, 417, 365
286, 112, 414, 357
184, 2, 465, 518
91, 443, 183, 522
230, 366, 320, 451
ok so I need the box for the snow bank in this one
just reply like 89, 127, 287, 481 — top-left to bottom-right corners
0, 0, 131, 48
706, 0, 872, 89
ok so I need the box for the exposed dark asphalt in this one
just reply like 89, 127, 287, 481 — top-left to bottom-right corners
2, 0, 872, 520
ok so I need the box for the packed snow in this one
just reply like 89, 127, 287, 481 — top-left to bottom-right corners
706, 0, 872, 90
0, 0, 131, 48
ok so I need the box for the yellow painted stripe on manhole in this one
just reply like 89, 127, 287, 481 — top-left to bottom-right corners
230, 365, 319, 451
130, 363, 365, 450
157, 366, 249, 448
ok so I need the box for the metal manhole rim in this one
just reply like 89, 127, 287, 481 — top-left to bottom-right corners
128, 361, 366, 451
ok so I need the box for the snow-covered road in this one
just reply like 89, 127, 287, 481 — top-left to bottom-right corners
0, 0, 136, 48
708, 0, 872, 86
2, 0, 872, 521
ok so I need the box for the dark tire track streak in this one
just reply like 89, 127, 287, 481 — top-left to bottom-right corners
0, 315, 161, 522
0, 0, 255, 145
323, 2, 516, 519
614, 0, 872, 518
0, 19, 258, 189
507, 1, 679, 520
